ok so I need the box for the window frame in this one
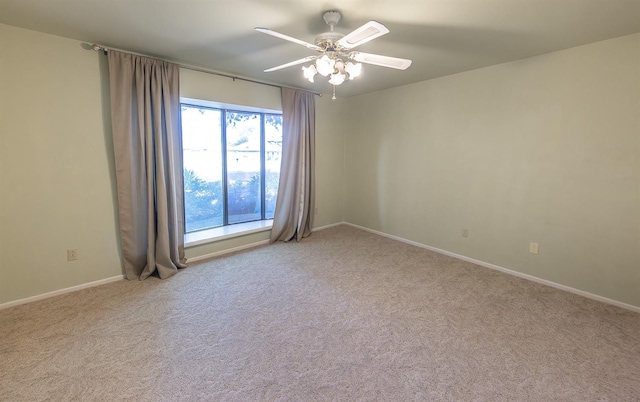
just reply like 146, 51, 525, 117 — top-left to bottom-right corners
180, 98, 282, 239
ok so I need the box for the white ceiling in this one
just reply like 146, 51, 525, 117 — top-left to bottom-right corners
2, 0, 640, 97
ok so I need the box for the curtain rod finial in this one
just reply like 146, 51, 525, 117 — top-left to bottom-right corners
91, 44, 107, 54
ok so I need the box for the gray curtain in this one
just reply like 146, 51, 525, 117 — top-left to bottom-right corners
270, 87, 316, 243
107, 50, 187, 280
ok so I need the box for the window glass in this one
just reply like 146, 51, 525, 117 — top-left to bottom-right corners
181, 103, 282, 233
226, 112, 262, 224
265, 114, 283, 219
181, 105, 224, 232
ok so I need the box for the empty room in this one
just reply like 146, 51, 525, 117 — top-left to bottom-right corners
1, 0, 639, 400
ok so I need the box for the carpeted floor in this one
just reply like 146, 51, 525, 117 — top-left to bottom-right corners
1, 225, 639, 401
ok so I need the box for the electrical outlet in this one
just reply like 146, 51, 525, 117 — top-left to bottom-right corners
462, 228, 469, 238
529, 242, 539, 254
67, 249, 78, 261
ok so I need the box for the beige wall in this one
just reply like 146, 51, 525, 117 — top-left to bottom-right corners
180, 68, 282, 111
0, 24, 122, 304
314, 95, 347, 227
344, 33, 640, 307
0, 24, 345, 304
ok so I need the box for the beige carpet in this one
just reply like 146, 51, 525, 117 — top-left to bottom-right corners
1, 225, 639, 401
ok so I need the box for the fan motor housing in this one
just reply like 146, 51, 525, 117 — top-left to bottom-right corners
315, 32, 345, 51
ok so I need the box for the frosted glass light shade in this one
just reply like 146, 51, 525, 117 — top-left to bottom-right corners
315, 55, 334, 76
302, 65, 317, 82
301, 54, 363, 87
345, 62, 362, 79
328, 71, 346, 86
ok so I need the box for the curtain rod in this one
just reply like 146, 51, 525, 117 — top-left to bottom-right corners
89, 43, 322, 97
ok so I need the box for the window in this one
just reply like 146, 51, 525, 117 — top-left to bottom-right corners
181, 101, 282, 233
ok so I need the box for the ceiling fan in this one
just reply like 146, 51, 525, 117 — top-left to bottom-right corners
255, 11, 412, 95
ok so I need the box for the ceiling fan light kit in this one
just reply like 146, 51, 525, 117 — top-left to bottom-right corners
256, 10, 412, 98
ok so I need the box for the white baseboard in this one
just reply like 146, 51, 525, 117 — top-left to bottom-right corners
343, 222, 640, 314
186, 239, 271, 263
312, 222, 345, 232
0, 275, 125, 310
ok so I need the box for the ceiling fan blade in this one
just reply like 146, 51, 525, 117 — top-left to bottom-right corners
264, 56, 317, 72
255, 28, 323, 52
337, 21, 389, 49
352, 52, 412, 70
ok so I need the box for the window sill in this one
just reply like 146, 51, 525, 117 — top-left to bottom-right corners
184, 220, 273, 248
